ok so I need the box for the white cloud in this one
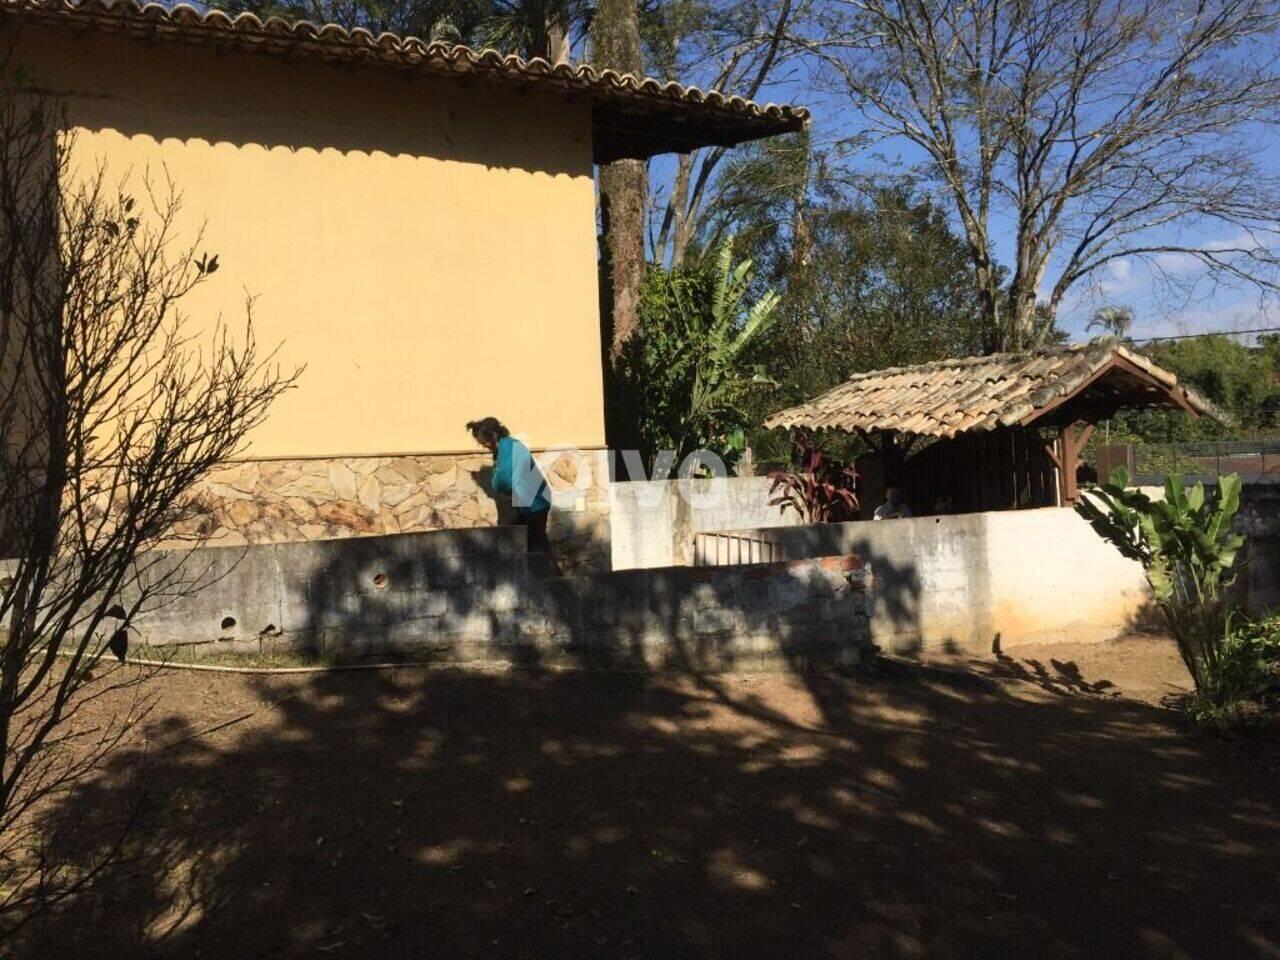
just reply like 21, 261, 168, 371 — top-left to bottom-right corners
1152, 251, 1201, 275
1130, 299, 1272, 341
1096, 258, 1141, 297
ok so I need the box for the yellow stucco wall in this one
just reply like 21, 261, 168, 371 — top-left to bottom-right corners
20, 25, 606, 456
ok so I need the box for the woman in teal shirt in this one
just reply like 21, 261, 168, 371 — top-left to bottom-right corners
466, 417, 551, 553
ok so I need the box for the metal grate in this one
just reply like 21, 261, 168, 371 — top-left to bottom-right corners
693, 531, 786, 566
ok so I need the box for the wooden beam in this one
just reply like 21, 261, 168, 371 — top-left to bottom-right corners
1021, 354, 1203, 428
1044, 441, 1061, 470
1055, 421, 1095, 505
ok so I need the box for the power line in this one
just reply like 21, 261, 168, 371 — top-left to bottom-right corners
1130, 325, 1280, 343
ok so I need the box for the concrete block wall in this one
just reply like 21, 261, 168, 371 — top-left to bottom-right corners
610, 476, 800, 570
707, 508, 1154, 653
1236, 479, 1280, 618
128, 529, 872, 672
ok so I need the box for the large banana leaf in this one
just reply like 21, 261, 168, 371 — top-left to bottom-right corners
1075, 470, 1247, 698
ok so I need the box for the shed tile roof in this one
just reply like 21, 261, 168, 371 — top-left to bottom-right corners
0, 0, 808, 162
764, 340, 1217, 438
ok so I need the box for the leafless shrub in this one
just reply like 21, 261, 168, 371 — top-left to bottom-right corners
0, 73, 298, 934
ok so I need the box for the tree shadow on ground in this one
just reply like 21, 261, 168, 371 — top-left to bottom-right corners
20, 649, 1280, 959
986, 654, 1120, 698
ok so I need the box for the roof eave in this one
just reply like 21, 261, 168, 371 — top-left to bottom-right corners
1, 0, 810, 161
592, 109, 808, 163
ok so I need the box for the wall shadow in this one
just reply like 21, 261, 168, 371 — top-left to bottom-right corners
267, 522, 878, 676
24, 24, 587, 177
986, 654, 1120, 698
843, 539, 926, 653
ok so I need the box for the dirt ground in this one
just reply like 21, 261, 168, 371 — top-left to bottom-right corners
18, 634, 1280, 960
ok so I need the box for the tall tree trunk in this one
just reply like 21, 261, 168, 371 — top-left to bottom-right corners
592, 0, 647, 471
654, 151, 691, 267
598, 161, 646, 359
546, 16, 569, 63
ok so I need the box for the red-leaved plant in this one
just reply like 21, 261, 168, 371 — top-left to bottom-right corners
769, 439, 860, 523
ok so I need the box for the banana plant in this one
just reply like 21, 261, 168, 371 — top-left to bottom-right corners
677, 239, 779, 456
1076, 466, 1244, 697
628, 237, 779, 471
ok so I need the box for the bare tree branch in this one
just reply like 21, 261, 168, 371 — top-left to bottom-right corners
0, 73, 299, 935
805, 0, 1280, 349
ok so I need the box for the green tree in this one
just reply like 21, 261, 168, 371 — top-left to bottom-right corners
479, 0, 588, 59
686, 130, 813, 269
738, 186, 992, 462
1111, 335, 1280, 442
779, 189, 989, 375
1088, 306, 1134, 340
643, 0, 808, 270
623, 238, 778, 469
209, 0, 589, 60
813, 0, 1280, 351
209, 0, 466, 35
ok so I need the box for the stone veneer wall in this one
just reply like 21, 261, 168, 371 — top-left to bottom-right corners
170, 450, 613, 571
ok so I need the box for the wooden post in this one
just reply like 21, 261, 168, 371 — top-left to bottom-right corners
995, 428, 1012, 509
1012, 427, 1028, 507
1028, 429, 1045, 505
1054, 422, 1096, 505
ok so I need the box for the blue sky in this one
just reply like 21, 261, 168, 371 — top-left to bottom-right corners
693, 55, 1280, 347
174, 0, 1278, 345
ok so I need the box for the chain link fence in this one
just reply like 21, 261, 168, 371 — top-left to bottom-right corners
1130, 440, 1280, 484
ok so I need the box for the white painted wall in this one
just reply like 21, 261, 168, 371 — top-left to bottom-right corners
697, 508, 1152, 652
610, 477, 801, 570
981, 508, 1152, 647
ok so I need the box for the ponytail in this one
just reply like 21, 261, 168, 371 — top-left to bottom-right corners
466, 416, 510, 445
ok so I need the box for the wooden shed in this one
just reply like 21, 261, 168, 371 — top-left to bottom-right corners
764, 340, 1217, 516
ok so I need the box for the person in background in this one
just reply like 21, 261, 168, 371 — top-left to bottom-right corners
873, 486, 912, 520
466, 417, 551, 553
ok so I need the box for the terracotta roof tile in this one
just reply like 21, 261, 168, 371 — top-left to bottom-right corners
1, 0, 808, 161
764, 340, 1219, 438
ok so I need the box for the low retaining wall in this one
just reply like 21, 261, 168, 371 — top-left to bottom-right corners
610, 476, 799, 570
707, 508, 1154, 653
129, 529, 872, 672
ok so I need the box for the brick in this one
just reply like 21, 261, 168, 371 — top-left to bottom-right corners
818, 555, 864, 572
